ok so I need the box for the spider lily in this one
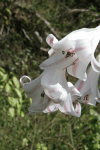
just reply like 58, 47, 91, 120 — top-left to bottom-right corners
69, 54, 100, 105
41, 68, 81, 117
40, 26, 100, 81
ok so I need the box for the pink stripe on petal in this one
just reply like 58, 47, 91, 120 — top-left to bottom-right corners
85, 100, 89, 104
50, 38, 54, 44
51, 52, 55, 56
72, 63, 78, 76
78, 81, 84, 91
47, 107, 52, 112
76, 103, 79, 114
39, 97, 44, 104
74, 58, 79, 62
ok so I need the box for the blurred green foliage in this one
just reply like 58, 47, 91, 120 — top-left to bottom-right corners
0, 67, 100, 149
0, 0, 100, 149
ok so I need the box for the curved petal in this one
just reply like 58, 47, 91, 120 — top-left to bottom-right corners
59, 93, 81, 117
67, 57, 90, 81
67, 82, 81, 98
91, 73, 100, 100
69, 39, 92, 63
43, 102, 59, 113
91, 54, 100, 73
78, 93, 96, 106
89, 25, 100, 53
46, 34, 58, 48
40, 50, 77, 70
41, 68, 68, 103
48, 48, 56, 56
20, 75, 31, 86
67, 26, 100, 53
28, 95, 51, 115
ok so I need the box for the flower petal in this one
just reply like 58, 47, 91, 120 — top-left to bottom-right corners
59, 93, 81, 117
69, 39, 92, 63
28, 95, 51, 115
67, 82, 81, 101
40, 49, 77, 70
91, 72, 100, 100
41, 68, 67, 102
67, 57, 90, 81
48, 48, 56, 56
46, 34, 58, 48
43, 102, 59, 113
91, 54, 100, 73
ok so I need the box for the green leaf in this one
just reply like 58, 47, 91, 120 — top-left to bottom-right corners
37, 143, 47, 150
15, 89, 22, 98
22, 138, 28, 146
3, 74, 8, 81
17, 103, 21, 115
12, 76, 20, 88
0, 67, 5, 73
8, 97, 18, 106
5, 83, 11, 93
0, 71, 4, 77
21, 111, 25, 117
5, 8, 12, 15
8, 80, 13, 86
9, 108, 15, 117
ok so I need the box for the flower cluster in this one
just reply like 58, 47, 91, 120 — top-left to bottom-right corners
20, 26, 100, 117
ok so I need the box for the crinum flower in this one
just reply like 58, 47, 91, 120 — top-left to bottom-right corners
40, 25, 100, 81
19, 47, 58, 115
69, 54, 100, 106
20, 74, 52, 115
41, 68, 81, 117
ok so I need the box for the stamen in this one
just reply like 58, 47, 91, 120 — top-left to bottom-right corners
62, 51, 65, 54
41, 91, 45, 97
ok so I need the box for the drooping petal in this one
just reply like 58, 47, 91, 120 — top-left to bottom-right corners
28, 95, 51, 115
20, 74, 42, 94
78, 92, 96, 106
41, 68, 67, 102
40, 49, 77, 70
91, 54, 100, 73
89, 25, 100, 53
67, 57, 90, 81
20, 75, 31, 86
67, 82, 81, 100
67, 26, 100, 53
91, 74, 99, 99
69, 39, 92, 63
59, 93, 81, 117
43, 102, 59, 113
20, 74, 51, 115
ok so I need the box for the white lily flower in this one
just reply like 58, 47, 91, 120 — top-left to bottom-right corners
20, 75, 51, 115
19, 46, 57, 115
70, 54, 100, 105
40, 26, 100, 81
41, 68, 81, 117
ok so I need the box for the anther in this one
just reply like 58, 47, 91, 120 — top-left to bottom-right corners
62, 51, 65, 54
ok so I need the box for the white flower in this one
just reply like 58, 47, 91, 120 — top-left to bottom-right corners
40, 26, 100, 81
70, 54, 100, 105
41, 68, 81, 117
20, 75, 51, 115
